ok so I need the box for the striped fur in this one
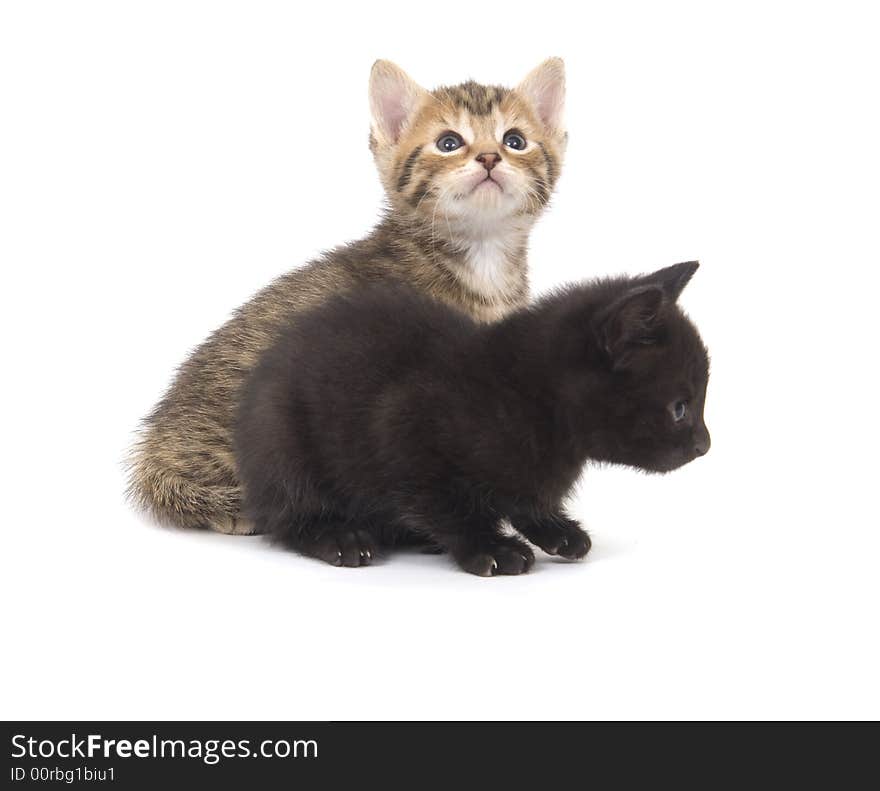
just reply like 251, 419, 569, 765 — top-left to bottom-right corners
127, 59, 567, 533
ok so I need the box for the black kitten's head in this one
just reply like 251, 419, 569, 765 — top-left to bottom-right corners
561, 261, 711, 473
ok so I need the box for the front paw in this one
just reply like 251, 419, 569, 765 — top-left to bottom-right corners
455, 536, 535, 577
553, 526, 591, 560
516, 515, 591, 560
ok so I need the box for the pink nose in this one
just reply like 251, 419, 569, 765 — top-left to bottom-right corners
476, 152, 500, 171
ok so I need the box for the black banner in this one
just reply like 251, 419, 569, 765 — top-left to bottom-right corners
2, 722, 877, 786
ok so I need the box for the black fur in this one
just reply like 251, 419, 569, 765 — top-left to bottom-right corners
234, 262, 711, 575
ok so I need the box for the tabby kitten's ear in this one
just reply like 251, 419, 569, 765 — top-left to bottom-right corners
649, 261, 700, 300
517, 57, 566, 134
369, 60, 428, 145
594, 285, 666, 370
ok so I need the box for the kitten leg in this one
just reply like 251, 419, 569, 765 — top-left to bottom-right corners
271, 515, 379, 568
248, 477, 380, 567
407, 512, 535, 576
510, 510, 592, 560
454, 530, 535, 576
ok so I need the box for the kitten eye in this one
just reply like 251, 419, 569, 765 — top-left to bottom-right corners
436, 133, 464, 153
672, 401, 688, 421
503, 131, 527, 150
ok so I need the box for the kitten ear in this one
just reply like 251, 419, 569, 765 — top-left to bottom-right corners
517, 57, 566, 133
595, 285, 666, 368
369, 60, 428, 145
649, 261, 699, 300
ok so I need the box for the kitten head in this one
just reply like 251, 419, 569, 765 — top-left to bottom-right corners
559, 261, 711, 473
368, 59, 566, 232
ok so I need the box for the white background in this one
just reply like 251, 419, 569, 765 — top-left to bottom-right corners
2, 1, 878, 720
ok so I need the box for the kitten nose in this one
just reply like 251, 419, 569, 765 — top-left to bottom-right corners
476, 152, 500, 171
693, 432, 711, 457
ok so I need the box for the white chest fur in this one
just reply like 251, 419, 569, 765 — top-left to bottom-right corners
457, 234, 521, 304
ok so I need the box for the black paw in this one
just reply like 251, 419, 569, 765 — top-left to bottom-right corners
553, 527, 591, 560
455, 536, 535, 577
515, 515, 591, 560
307, 528, 377, 568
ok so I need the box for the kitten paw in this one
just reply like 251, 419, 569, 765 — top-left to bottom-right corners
308, 528, 377, 568
514, 515, 591, 560
554, 528, 591, 560
456, 537, 535, 577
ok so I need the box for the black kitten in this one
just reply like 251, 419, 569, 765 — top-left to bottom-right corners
234, 261, 710, 576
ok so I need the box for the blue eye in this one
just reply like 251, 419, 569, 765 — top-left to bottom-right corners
503, 131, 527, 150
437, 133, 464, 152
672, 401, 688, 421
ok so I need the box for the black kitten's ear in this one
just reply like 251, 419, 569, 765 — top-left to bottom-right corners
595, 285, 666, 369
649, 260, 699, 300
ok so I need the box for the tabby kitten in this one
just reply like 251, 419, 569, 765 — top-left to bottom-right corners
128, 59, 567, 534
235, 262, 710, 575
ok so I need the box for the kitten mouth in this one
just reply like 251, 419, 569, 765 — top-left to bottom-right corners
472, 176, 503, 193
